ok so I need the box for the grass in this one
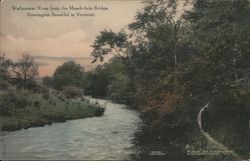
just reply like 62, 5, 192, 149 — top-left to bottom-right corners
0, 89, 103, 131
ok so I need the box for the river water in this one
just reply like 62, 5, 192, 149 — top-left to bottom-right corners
0, 98, 142, 160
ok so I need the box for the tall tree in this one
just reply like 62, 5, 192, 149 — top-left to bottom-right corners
91, 30, 136, 86
91, 0, 191, 91
129, 0, 183, 68
53, 61, 85, 90
84, 65, 111, 97
186, 0, 250, 89
13, 54, 39, 89
185, 1, 250, 156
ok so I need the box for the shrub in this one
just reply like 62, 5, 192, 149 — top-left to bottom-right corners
49, 99, 56, 106
94, 107, 105, 116
0, 93, 15, 115
58, 95, 65, 102
0, 91, 28, 110
16, 97, 28, 109
32, 85, 49, 94
81, 97, 85, 101
42, 93, 50, 100
27, 101, 32, 106
63, 85, 83, 98
0, 103, 14, 115
0, 80, 10, 90
0, 91, 29, 115
34, 101, 41, 108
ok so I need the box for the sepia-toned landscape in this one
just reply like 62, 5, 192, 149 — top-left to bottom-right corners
0, 0, 249, 161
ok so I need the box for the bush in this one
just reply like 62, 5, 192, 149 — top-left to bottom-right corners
0, 80, 10, 90
27, 101, 32, 106
63, 85, 83, 98
49, 99, 56, 106
42, 93, 50, 100
58, 95, 65, 102
16, 97, 28, 109
0, 91, 28, 115
94, 107, 105, 116
32, 85, 49, 94
34, 101, 41, 108
0, 93, 14, 115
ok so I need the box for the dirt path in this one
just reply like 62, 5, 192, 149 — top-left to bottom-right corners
197, 102, 243, 161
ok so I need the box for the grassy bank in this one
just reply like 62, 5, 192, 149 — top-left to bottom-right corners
134, 84, 249, 161
0, 89, 104, 131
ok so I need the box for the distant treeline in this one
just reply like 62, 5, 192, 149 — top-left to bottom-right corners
0, 54, 131, 104
0, 54, 104, 130
42, 56, 133, 104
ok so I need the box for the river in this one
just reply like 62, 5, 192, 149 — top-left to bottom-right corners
0, 97, 142, 160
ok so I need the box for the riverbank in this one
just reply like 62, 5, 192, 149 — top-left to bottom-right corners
0, 97, 141, 160
0, 90, 105, 131
133, 90, 249, 161
133, 122, 194, 161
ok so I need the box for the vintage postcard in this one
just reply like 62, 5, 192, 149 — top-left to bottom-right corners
0, 0, 249, 160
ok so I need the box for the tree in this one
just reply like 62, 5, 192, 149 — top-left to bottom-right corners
186, 0, 250, 89
91, 30, 136, 86
13, 54, 39, 89
104, 57, 134, 104
53, 61, 85, 90
85, 56, 134, 103
184, 0, 250, 156
129, 0, 183, 68
91, 0, 192, 91
42, 76, 53, 87
0, 53, 12, 80
63, 85, 83, 98
84, 65, 111, 97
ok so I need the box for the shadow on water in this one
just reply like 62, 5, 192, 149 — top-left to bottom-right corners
131, 122, 194, 161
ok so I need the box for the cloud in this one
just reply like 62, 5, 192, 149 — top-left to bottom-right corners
0, 0, 143, 76
2, 30, 92, 58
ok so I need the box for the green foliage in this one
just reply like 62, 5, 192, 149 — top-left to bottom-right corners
94, 105, 105, 116
84, 65, 111, 97
88, 0, 250, 158
85, 57, 134, 104
63, 85, 83, 98
0, 90, 29, 115
0, 80, 10, 90
186, 0, 250, 87
0, 89, 101, 131
12, 54, 39, 89
207, 88, 250, 156
90, 0, 193, 93
0, 93, 15, 115
0, 54, 40, 90
105, 57, 135, 104
53, 61, 85, 90
31, 85, 49, 94
0, 53, 12, 80
42, 93, 50, 100
43, 76, 53, 87
91, 30, 129, 62
34, 101, 41, 108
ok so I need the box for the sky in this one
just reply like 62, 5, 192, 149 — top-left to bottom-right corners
0, 0, 143, 76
